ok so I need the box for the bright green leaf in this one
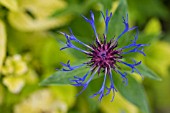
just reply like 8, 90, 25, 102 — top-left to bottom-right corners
99, 0, 113, 11
113, 72, 150, 113
137, 64, 161, 81
40, 58, 107, 86
0, 20, 6, 73
107, 0, 127, 40
40, 65, 89, 86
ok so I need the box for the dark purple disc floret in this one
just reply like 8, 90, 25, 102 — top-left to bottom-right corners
58, 10, 148, 101
87, 38, 122, 75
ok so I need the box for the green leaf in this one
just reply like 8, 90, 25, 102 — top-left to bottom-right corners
99, 0, 113, 11
41, 61, 151, 113
0, 20, 6, 73
113, 72, 150, 113
40, 58, 106, 86
107, 0, 127, 40
40, 65, 89, 86
137, 63, 161, 81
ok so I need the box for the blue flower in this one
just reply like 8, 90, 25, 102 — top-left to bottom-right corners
58, 10, 148, 101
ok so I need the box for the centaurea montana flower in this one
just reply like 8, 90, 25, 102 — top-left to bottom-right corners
58, 10, 148, 101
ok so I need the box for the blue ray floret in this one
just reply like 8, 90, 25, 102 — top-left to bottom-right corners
106, 70, 117, 101
120, 59, 141, 74
72, 68, 99, 96
58, 10, 148, 101
116, 14, 138, 41
82, 11, 100, 43
101, 9, 113, 34
115, 69, 128, 85
90, 68, 108, 101
57, 60, 85, 71
121, 30, 149, 56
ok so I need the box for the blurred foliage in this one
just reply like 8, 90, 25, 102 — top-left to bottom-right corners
0, 19, 6, 73
0, 0, 170, 113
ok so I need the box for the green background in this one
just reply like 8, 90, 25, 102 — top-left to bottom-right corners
0, 0, 170, 113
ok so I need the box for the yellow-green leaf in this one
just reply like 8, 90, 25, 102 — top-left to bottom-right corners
100, 92, 138, 113
8, 0, 71, 31
17, 0, 67, 19
144, 18, 162, 35
144, 41, 170, 76
0, 20, 6, 73
0, 0, 18, 11
8, 11, 72, 31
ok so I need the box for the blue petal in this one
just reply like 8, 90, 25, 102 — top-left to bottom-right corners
116, 69, 128, 85
116, 14, 138, 40
90, 10, 95, 21
105, 70, 117, 102
81, 11, 100, 43
121, 29, 148, 56
122, 46, 147, 56
90, 68, 107, 101
101, 9, 113, 35
72, 67, 99, 96
70, 70, 90, 83
119, 59, 142, 76
58, 60, 85, 71
59, 31, 89, 53
69, 28, 93, 50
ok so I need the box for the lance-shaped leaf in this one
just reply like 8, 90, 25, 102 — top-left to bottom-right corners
113, 72, 150, 113
40, 64, 89, 86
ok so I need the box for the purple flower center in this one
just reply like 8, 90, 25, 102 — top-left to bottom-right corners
87, 37, 123, 74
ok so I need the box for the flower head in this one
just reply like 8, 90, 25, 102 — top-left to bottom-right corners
58, 10, 148, 101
